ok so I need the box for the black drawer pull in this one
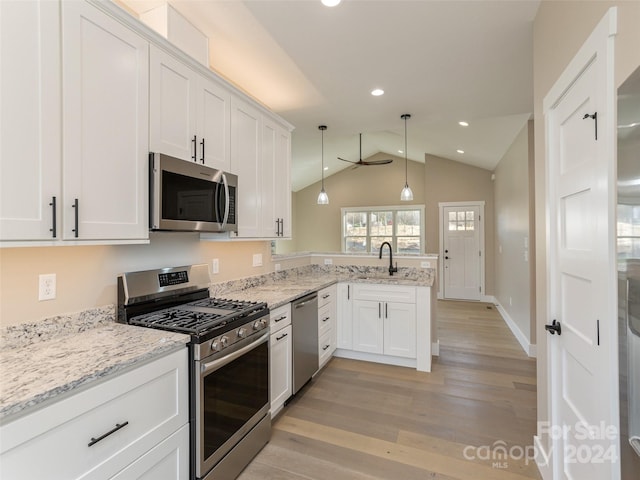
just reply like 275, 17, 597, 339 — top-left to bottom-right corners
88, 421, 129, 447
274, 315, 287, 322
322, 316, 330, 322
322, 344, 330, 351
322, 294, 330, 299
276, 333, 288, 341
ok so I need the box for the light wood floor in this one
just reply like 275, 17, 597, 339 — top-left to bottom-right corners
238, 300, 541, 480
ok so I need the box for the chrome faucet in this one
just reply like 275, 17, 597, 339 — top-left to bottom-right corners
379, 241, 398, 276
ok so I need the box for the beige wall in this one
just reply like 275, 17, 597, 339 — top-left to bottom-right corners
424, 154, 495, 295
292, 153, 426, 252
0, 236, 273, 326
533, 0, 640, 452
493, 121, 533, 344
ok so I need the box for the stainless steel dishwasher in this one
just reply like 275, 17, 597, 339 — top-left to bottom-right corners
292, 292, 318, 394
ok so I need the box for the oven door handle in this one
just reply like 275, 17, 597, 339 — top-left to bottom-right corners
201, 332, 268, 376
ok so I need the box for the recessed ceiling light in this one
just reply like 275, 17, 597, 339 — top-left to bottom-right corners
458, 121, 469, 127
398, 150, 403, 154
457, 149, 465, 154
321, 0, 341, 6
324, 166, 329, 171
371, 88, 384, 96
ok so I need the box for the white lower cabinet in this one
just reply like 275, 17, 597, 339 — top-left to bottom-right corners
318, 285, 337, 369
269, 304, 292, 417
0, 348, 189, 480
337, 283, 428, 370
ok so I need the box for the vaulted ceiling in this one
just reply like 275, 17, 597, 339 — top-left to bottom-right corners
120, 0, 540, 191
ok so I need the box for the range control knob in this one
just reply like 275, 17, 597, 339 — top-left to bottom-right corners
211, 340, 221, 352
220, 336, 229, 347
252, 321, 261, 331
260, 318, 268, 328
237, 327, 247, 338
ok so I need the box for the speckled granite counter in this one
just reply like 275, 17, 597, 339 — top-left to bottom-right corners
0, 306, 189, 423
210, 264, 435, 309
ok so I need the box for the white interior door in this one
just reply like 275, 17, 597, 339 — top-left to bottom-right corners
442, 204, 482, 300
543, 8, 618, 479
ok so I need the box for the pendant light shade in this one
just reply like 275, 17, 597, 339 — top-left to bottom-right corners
317, 125, 329, 205
400, 114, 413, 201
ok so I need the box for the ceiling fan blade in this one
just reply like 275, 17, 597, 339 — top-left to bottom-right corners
361, 159, 393, 165
338, 156, 359, 164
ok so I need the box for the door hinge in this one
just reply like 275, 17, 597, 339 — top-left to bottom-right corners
479, 250, 481, 257
597, 319, 600, 346
479, 286, 481, 293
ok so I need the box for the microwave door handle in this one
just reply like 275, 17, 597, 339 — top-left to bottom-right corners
221, 173, 230, 228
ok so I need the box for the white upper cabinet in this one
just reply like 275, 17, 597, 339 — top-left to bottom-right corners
62, 0, 149, 240
0, 1, 61, 241
149, 46, 197, 162
150, 46, 231, 172
198, 76, 231, 172
230, 102, 292, 240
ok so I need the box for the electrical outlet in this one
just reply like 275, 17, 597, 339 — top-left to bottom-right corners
252, 253, 263, 267
509, 297, 513, 306
39, 274, 56, 301
212, 259, 219, 274
420, 261, 431, 268
324, 258, 333, 265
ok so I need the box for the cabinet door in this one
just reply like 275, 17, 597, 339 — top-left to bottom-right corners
230, 96, 262, 237
274, 124, 292, 238
337, 283, 353, 350
352, 300, 383, 354
197, 76, 230, 171
149, 46, 197, 162
384, 302, 417, 358
261, 116, 278, 237
270, 325, 292, 417
0, 0, 60, 240
62, 1, 149, 240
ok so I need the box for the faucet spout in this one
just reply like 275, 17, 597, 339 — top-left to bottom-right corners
378, 241, 398, 276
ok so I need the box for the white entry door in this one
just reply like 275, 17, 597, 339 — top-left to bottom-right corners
441, 203, 482, 301
543, 8, 618, 480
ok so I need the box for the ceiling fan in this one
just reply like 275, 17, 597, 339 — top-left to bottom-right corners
338, 133, 393, 166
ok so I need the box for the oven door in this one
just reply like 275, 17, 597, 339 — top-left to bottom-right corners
195, 331, 270, 478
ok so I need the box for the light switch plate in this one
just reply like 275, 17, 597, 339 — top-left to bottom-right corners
252, 254, 263, 267
324, 258, 333, 265
420, 261, 431, 268
212, 259, 219, 274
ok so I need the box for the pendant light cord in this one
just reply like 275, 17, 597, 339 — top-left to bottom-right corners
321, 127, 325, 189
404, 116, 408, 186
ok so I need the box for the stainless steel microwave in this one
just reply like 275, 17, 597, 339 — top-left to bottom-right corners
149, 153, 237, 233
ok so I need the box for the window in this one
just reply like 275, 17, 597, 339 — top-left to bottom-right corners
618, 203, 640, 265
448, 210, 475, 231
342, 206, 425, 254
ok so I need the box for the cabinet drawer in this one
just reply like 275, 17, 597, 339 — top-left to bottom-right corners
269, 303, 291, 332
318, 302, 334, 337
0, 349, 188, 480
317, 285, 336, 308
353, 284, 416, 303
319, 330, 333, 367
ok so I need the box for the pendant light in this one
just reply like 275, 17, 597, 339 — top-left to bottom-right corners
400, 113, 414, 201
317, 125, 329, 205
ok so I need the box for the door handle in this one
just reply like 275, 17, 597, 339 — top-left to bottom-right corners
545, 319, 562, 335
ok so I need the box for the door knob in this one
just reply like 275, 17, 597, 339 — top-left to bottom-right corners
545, 319, 562, 335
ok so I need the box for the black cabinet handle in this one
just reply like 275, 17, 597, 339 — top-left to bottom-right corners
72, 198, 79, 238
322, 344, 330, 351
192, 135, 197, 161
322, 316, 330, 322
49, 196, 57, 238
200, 137, 205, 164
378, 302, 381, 318
385, 303, 388, 318
276, 333, 288, 341
275, 219, 280, 236
347, 285, 350, 300
88, 421, 129, 447
274, 315, 287, 323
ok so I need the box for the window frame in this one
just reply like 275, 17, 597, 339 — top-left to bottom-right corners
341, 205, 425, 254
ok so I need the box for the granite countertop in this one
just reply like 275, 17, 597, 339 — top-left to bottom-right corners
211, 264, 436, 310
0, 306, 189, 424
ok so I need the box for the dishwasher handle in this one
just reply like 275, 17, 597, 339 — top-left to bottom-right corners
294, 294, 318, 309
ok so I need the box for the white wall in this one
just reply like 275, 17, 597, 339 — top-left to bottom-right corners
493, 120, 534, 349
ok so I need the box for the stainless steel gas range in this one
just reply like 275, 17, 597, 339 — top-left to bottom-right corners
117, 264, 270, 480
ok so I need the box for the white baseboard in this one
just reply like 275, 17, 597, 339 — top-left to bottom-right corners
533, 435, 552, 479
481, 294, 496, 303
431, 340, 440, 356
495, 301, 537, 358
